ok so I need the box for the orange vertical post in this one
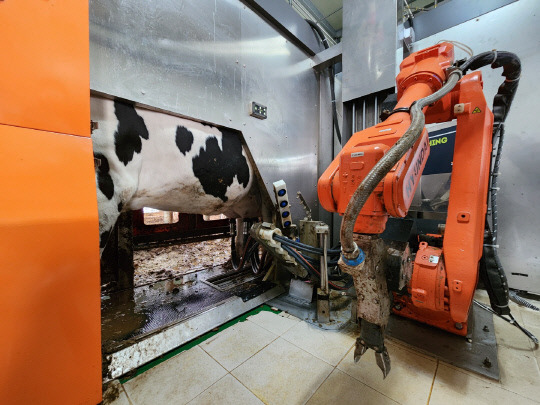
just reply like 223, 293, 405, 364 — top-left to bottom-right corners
0, 1, 101, 404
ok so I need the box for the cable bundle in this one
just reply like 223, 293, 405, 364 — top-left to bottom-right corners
272, 234, 353, 291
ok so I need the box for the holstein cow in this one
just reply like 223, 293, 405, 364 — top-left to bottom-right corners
91, 97, 261, 252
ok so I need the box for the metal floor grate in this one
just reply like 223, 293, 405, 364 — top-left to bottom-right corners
202, 268, 262, 292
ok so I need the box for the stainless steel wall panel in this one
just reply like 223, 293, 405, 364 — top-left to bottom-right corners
90, 0, 243, 126
90, 0, 322, 222
410, 0, 540, 292
241, 0, 322, 55
239, 6, 321, 221
342, 0, 398, 102
412, 0, 518, 41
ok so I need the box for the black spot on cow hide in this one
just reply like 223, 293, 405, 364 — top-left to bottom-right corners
94, 152, 114, 200
114, 101, 149, 165
192, 129, 250, 202
175, 126, 194, 155
99, 230, 111, 248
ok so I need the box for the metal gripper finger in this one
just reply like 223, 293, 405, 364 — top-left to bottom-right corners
354, 338, 368, 363
375, 346, 391, 379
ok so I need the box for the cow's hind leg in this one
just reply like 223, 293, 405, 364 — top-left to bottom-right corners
94, 147, 140, 255
97, 196, 121, 255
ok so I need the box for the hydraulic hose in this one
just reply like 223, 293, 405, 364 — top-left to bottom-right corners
301, 251, 340, 267
281, 244, 318, 278
273, 234, 341, 256
282, 243, 354, 290
340, 69, 463, 259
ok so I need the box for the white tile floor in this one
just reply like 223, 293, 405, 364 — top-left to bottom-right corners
106, 291, 540, 405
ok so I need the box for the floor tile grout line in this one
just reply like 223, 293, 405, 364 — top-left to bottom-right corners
426, 360, 439, 405
333, 356, 407, 404
229, 372, 268, 404
122, 346, 229, 405
120, 383, 135, 405
438, 359, 540, 404
191, 345, 229, 374
431, 360, 503, 388
278, 321, 359, 368
440, 353, 527, 388
246, 315, 300, 337
227, 334, 282, 373
339, 370, 401, 404
385, 337, 440, 362
255, 314, 360, 368
198, 320, 281, 372
276, 333, 351, 368
227, 330, 340, 403
301, 365, 337, 405
183, 373, 231, 405
497, 347, 540, 403
172, 347, 229, 403
335, 343, 356, 368
483, 378, 540, 404
200, 340, 262, 373
497, 341, 535, 352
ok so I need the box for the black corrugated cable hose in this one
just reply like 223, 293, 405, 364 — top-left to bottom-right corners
459, 51, 521, 123
463, 51, 522, 317
456, 51, 538, 343
305, 19, 342, 145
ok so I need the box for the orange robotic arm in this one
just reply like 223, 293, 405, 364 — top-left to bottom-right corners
317, 42, 522, 377
318, 43, 456, 233
319, 42, 495, 335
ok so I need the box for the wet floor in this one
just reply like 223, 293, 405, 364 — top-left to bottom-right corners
101, 265, 275, 355
102, 266, 232, 354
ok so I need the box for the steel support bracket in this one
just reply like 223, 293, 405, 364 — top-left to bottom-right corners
311, 42, 343, 71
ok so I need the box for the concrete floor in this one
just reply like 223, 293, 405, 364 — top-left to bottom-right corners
105, 290, 540, 405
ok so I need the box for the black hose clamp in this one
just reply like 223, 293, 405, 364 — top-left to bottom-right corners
445, 66, 464, 80
380, 107, 410, 121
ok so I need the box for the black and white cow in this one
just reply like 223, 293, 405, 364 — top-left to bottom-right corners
91, 97, 261, 252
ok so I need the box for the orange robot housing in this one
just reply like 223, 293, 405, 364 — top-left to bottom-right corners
0, 1, 101, 404
318, 43, 494, 336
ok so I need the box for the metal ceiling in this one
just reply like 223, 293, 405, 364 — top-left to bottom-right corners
284, 0, 343, 42
283, 0, 451, 42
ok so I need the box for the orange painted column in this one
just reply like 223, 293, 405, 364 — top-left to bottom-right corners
0, 1, 101, 404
